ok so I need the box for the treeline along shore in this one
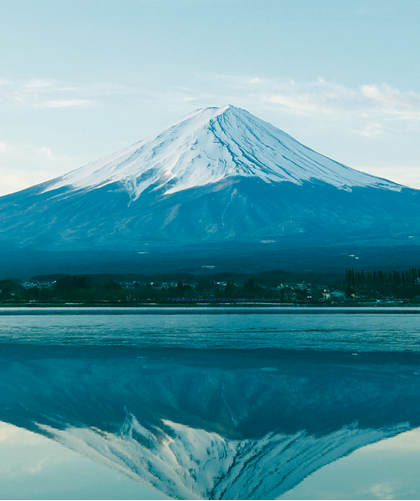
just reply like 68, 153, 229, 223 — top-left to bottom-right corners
0, 268, 420, 306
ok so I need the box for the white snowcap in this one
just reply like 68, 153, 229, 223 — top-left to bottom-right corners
44, 105, 401, 199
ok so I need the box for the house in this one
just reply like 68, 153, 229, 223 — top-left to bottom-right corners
323, 290, 346, 301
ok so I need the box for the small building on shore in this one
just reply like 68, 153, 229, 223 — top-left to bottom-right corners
323, 290, 346, 301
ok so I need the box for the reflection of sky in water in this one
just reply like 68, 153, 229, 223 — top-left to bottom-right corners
0, 422, 165, 500
1, 311, 420, 499
282, 428, 420, 500
2, 420, 420, 500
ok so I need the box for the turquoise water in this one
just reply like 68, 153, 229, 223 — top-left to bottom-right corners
1, 309, 420, 499
0, 307, 420, 351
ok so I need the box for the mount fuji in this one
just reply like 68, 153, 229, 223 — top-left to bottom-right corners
42, 104, 399, 197
0, 105, 419, 273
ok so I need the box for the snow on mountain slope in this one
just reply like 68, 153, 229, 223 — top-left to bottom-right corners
44, 105, 401, 200
37, 415, 408, 500
2, 104, 417, 255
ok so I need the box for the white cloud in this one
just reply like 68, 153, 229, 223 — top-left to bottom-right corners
250, 77, 266, 85
357, 123, 383, 138
0, 140, 86, 196
0, 423, 44, 446
267, 94, 320, 113
361, 84, 420, 108
368, 483, 395, 500
0, 426, 21, 443
1, 74, 420, 124
258, 79, 420, 122
265, 79, 360, 115
24, 79, 52, 89
29, 460, 45, 475
0, 78, 93, 109
39, 99, 92, 108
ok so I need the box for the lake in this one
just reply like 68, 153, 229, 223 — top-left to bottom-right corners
1, 308, 420, 499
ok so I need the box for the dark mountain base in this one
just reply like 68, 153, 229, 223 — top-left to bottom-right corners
1, 243, 419, 280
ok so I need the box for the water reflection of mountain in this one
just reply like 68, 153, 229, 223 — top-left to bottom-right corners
1, 346, 420, 499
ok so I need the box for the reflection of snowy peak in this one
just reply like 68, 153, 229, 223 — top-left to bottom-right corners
2, 348, 420, 499
44, 105, 400, 198
38, 415, 407, 500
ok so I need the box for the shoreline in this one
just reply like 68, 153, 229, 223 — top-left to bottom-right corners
1, 305, 420, 314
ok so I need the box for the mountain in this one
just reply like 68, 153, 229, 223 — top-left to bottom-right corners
42, 104, 399, 197
1, 105, 419, 274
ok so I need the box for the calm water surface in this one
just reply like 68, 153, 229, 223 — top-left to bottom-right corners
0, 307, 420, 351
0, 308, 420, 499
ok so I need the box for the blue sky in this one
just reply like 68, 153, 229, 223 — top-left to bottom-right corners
0, 0, 419, 194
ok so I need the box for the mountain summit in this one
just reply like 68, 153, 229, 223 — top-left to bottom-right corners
45, 104, 399, 198
0, 105, 419, 263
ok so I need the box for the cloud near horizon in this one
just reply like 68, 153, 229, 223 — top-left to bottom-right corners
0, 79, 92, 109
0, 140, 86, 196
38, 99, 92, 108
2, 75, 420, 124
262, 79, 420, 122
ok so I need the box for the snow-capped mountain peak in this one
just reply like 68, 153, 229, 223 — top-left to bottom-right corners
43, 105, 401, 199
